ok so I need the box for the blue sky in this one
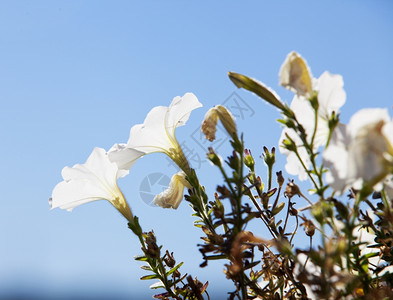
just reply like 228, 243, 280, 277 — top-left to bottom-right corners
1, 1, 393, 299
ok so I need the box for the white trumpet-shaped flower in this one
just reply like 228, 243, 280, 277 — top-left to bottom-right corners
109, 93, 202, 172
154, 171, 191, 209
323, 108, 393, 193
279, 97, 317, 181
278, 52, 346, 181
313, 72, 346, 120
50, 147, 133, 222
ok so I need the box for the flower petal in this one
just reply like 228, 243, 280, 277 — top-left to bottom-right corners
347, 108, 391, 183
127, 93, 202, 154
324, 109, 393, 193
279, 51, 313, 97
166, 93, 202, 139
347, 108, 390, 138
51, 180, 108, 211
153, 171, 190, 209
323, 124, 350, 193
314, 71, 346, 119
128, 106, 172, 153
279, 96, 324, 181
51, 147, 132, 221
110, 93, 201, 172
201, 105, 237, 142
108, 143, 145, 171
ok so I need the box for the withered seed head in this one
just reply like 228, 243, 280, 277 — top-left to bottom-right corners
285, 179, 301, 198
144, 231, 160, 259
300, 217, 315, 237
163, 250, 176, 268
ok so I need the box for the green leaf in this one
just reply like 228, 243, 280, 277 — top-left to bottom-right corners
166, 262, 184, 276
205, 254, 227, 260
272, 202, 285, 216
244, 260, 260, 270
267, 188, 277, 197
149, 281, 165, 289
141, 274, 160, 280
134, 255, 148, 261
244, 212, 259, 223
173, 274, 188, 286
141, 265, 153, 271
362, 252, 379, 260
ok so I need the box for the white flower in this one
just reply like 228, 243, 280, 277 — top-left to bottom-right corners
201, 105, 237, 142
109, 93, 202, 172
279, 51, 313, 97
279, 95, 323, 181
323, 124, 349, 192
153, 171, 191, 209
107, 143, 145, 171
323, 108, 393, 193
313, 72, 346, 120
279, 54, 346, 181
50, 147, 133, 222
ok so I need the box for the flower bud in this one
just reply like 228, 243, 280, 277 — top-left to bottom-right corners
279, 51, 313, 97
276, 171, 285, 188
244, 149, 255, 169
228, 72, 285, 111
207, 147, 222, 167
282, 133, 297, 152
262, 146, 276, 167
201, 105, 237, 141
311, 202, 324, 224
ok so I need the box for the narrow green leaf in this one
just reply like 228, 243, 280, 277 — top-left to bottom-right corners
149, 281, 165, 289
244, 260, 261, 270
134, 255, 148, 261
205, 254, 227, 260
272, 202, 285, 216
141, 274, 160, 280
166, 262, 184, 276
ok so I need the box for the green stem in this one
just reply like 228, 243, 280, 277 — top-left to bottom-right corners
129, 222, 179, 299
289, 214, 299, 245
292, 112, 325, 198
283, 197, 292, 235
293, 147, 319, 189
267, 163, 273, 191
248, 192, 277, 238
310, 105, 319, 149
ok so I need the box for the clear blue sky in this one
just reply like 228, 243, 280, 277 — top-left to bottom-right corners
1, 1, 392, 299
